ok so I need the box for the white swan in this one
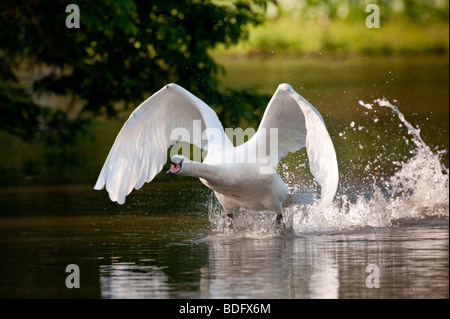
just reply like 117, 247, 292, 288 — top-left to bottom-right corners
94, 83, 338, 222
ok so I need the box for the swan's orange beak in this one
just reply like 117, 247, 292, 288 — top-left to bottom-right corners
166, 162, 181, 174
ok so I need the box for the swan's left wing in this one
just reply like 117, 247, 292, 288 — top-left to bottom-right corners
253, 83, 338, 207
94, 83, 230, 204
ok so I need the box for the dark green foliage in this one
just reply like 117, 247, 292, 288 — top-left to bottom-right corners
0, 0, 272, 146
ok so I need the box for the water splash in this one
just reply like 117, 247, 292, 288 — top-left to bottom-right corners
293, 98, 448, 234
208, 99, 449, 236
208, 199, 291, 238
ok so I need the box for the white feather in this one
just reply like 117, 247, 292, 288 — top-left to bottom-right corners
94, 83, 230, 204
95, 83, 338, 212
250, 83, 338, 207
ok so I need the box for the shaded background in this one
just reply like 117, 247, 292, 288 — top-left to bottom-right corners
1, 0, 448, 195
1, 0, 448, 147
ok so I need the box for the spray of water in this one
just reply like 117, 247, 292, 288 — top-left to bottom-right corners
208, 99, 449, 237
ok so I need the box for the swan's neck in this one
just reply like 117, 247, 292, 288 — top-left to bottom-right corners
179, 161, 217, 180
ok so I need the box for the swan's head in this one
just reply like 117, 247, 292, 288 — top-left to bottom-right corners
166, 155, 184, 174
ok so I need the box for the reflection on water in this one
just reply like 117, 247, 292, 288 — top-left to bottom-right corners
201, 224, 449, 298
199, 236, 341, 298
100, 263, 171, 298
0, 56, 448, 299
0, 213, 447, 298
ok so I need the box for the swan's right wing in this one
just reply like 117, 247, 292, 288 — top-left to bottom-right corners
94, 83, 229, 204
253, 83, 339, 208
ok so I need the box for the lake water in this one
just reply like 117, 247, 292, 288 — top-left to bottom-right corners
0, 56, 448, 299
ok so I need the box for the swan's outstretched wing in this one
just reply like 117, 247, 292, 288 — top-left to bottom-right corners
254, 83, 338, 207
94, 83, 229, 204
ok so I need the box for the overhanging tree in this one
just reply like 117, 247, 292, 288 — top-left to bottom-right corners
0, 0, 272, 146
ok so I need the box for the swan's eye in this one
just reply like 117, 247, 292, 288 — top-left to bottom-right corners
167, 161, 182, 174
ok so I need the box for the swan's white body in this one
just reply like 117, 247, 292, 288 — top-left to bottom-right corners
94, 83, 338, 219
